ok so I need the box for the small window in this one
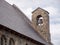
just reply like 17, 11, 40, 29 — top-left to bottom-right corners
37, 15, 43, 26
1, 35, 7, 45
9, 38, 15, 45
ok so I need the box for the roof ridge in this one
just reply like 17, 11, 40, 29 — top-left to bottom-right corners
12, 4, 31, 24
32, 7, 49, 14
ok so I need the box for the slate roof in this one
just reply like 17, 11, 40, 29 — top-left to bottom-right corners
0, 0, 50, 45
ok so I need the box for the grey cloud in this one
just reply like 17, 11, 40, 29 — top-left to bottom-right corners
51, 34, 60, 45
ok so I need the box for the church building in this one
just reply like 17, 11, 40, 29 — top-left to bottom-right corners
0, 0, 52, 45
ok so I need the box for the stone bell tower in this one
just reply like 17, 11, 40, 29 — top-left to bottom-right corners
32, 7, 51, 43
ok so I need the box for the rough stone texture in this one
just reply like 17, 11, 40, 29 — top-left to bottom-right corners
32, 7, 51, 43
0, 29, 37, 45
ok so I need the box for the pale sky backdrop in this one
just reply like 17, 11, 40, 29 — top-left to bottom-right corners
5, 0, 60, 45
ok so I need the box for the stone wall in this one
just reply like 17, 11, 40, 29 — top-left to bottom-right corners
0, 29, 37, 45
32, 8, 51, 42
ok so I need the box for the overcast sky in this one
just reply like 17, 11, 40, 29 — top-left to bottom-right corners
5, 0, 60, 45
